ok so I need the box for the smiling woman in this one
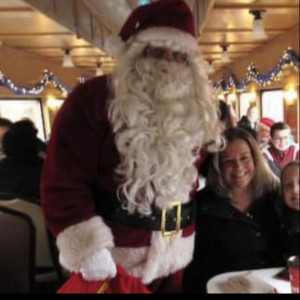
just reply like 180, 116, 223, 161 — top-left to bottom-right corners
183, 127, 283, 293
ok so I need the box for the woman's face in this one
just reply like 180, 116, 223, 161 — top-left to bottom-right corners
282, 165, 299, 211
221, 139, 255, 191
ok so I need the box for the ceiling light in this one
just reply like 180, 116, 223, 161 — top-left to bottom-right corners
95, 63, 103, 76
249, 10, 268, 40
221, 45, 231, 63
62, 49, 74, 68
206, 60, 215, 74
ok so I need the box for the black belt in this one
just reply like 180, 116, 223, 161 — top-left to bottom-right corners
95, 191, 195, 235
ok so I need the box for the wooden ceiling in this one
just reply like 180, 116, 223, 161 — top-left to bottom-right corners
0, 0, 299, 75
199, 0, 299, 72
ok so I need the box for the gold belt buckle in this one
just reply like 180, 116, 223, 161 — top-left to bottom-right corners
161, 201, 181, 237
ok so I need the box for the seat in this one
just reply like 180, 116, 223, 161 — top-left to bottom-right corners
0, 199, 63, 284
0, 206, 35, 293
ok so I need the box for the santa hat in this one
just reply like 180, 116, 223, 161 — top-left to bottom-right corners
260, 117, 275, 130
105, 0, 198, 58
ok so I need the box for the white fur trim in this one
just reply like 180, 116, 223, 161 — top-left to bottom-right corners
56, 216, 114, 273
132, 27, 199, 54
104, 35, 126, 58
112, 231, 195, 284
80, 248, 117, 281
106, 27, 198, 58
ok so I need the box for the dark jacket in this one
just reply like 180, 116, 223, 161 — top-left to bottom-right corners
0, 156, 43, 204
279, 205, 299, 259
237, 116, 258, 139
183, 187, 283, 293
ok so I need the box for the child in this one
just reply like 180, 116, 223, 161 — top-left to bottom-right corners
279, 161, 299, 258
263, 122, 299, 170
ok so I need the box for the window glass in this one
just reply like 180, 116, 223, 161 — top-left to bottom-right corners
261, 90, 284, 122
0, 99, 45, 141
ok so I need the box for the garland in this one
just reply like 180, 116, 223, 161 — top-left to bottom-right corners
1, 48, 299, 96
0, 69, 72, 95
212, 48, 299, 93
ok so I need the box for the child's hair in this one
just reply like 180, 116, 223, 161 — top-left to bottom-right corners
281, 160, 299, 182
270, 122, 290, 138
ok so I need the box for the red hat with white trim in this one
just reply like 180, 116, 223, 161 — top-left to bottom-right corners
105, 0, 198, 57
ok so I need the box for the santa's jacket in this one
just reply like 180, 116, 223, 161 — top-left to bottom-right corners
41, 76, 195, 284
263, 144, 299, 170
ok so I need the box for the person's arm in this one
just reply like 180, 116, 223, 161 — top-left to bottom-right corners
41, 77, 116, 280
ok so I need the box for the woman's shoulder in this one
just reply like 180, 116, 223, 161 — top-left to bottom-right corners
194, 187, 227, 212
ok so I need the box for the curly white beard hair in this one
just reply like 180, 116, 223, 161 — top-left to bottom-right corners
108, 42, 223, 216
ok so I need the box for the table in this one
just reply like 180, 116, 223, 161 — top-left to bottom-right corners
207, 267, 291, 294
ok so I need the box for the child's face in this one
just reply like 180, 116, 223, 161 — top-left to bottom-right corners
282, 165, 299, 211
271, 129, 290, 152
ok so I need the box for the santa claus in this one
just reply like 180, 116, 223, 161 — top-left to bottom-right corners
42, 0, 222, 293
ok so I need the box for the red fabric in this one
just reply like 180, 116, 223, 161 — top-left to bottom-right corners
41, 76, 120, 236
260, 117, 275, 129
57, 265, 151, 294
264, 144, 299, 169
119, 0, 195, 42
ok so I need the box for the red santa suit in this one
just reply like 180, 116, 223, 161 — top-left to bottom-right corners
42, 76, 195, 288
42, 0, 220, 293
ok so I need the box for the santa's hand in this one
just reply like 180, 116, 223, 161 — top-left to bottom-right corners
80, 248, 117, 281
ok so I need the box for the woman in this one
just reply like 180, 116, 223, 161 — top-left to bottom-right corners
184, 127, 283, 293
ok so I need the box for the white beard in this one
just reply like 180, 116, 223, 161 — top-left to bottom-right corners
108, 51, 222, 215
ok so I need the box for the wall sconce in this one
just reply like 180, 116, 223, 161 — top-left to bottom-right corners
47, 97, 63, 111
284, 89, 298, 106
227, 93, 237, 103
249, 10, 268, 40
62, 49, 74, 68
217, 93, 225, 101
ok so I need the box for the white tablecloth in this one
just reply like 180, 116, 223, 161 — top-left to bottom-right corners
207, 267, 291, 294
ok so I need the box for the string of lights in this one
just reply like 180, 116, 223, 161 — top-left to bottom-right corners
0, 69, 72, 96
212, 48, 299, 94
1, 49, 298, 96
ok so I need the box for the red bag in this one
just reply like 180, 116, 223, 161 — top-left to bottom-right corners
57, 265, 151, 294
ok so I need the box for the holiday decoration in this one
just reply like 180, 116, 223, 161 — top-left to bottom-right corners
0, 69, 72, 95
212, 48, 299, 93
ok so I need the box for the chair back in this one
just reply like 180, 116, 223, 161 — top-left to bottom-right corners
0, 199, 65, 284
0, 199, 53, 268
0, 206, 35, 293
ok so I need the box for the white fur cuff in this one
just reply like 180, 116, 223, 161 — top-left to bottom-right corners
57, 216, 114, 273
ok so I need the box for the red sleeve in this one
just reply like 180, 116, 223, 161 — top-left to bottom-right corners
41, 77, 112, 236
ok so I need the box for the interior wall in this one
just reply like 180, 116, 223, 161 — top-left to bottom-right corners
0, 45, 94, 137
